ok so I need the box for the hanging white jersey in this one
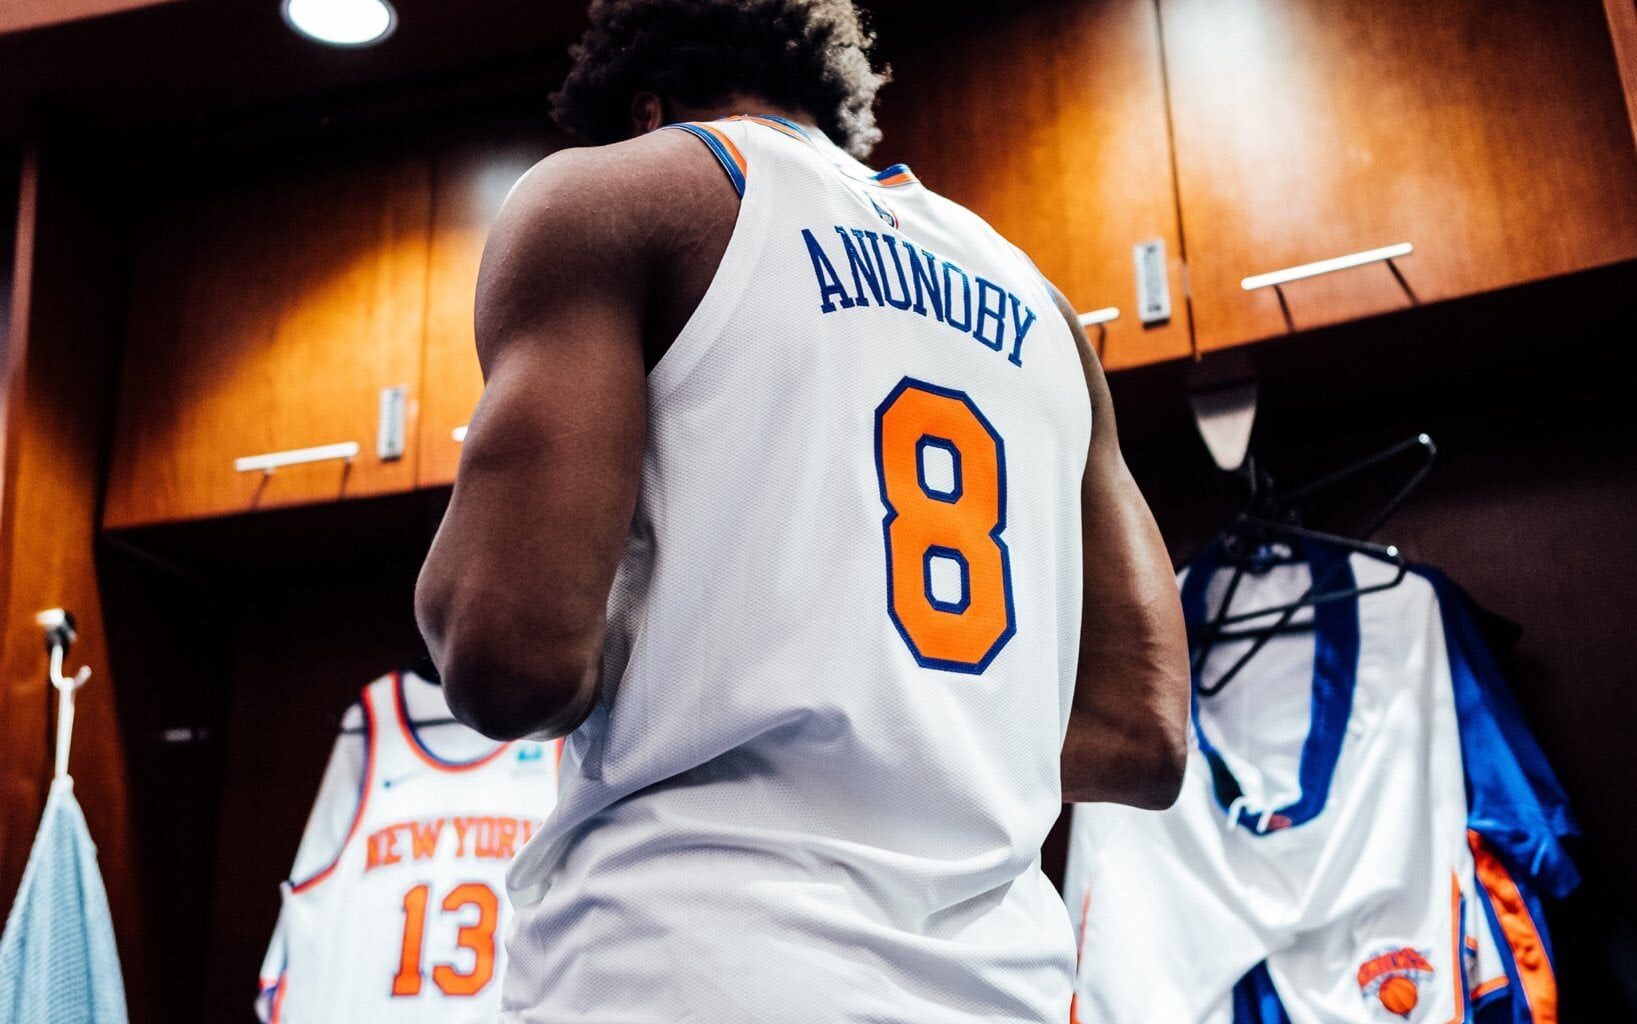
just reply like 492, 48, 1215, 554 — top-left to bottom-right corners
256, 671, 559, 1023
1062, 543, 1577, 1024
502, 115, 1090, 1024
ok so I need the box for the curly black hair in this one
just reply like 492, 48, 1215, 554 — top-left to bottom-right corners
551, 0, 889, 159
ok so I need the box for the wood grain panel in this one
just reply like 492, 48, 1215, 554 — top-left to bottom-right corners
418, 130, 556, 488
1162, 0, 1637, 351
0, 139, 154, 1017
202, 562, 427, 1021
0, 0, 180, 36
103, 150, 433, 529
874, 0, 1193, 370
1607, 0, 1637, 147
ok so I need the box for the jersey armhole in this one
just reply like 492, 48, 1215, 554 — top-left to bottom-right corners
662, 122, 747, 197
254, 972, 286, 1024
287, 690, 378, 893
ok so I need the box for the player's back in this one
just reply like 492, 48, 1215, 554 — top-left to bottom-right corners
502, 116, 1091, 1023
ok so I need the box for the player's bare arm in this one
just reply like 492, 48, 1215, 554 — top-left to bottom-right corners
414, 129, 735, 740
1051, 285, 1192, 809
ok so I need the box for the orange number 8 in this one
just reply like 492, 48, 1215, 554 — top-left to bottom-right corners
875, 378, 1015, 673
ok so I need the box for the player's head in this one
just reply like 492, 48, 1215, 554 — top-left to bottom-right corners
551, 0, 889, 159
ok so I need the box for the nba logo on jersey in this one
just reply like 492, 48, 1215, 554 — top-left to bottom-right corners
1356, 946, 1435, 1019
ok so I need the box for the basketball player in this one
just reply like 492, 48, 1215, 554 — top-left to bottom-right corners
415, 1, 1191, 1020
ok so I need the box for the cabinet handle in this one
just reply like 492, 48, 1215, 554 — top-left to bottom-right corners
1078, 307, 1121, 327
233, 441, 361, 475
451, 425, 468, 442
1240, 242, 1412, 291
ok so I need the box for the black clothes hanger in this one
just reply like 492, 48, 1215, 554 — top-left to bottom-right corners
1188, 434, 1436, 695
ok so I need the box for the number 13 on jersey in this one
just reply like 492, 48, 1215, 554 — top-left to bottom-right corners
874, 377, 1015, 673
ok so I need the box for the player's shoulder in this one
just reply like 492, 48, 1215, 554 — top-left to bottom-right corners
499, 130, 737, 246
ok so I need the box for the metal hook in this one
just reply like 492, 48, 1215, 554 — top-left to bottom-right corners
36, 608, 91, 781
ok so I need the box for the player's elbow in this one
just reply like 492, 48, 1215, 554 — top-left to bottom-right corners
416, 570, 600, 741
437, 639, 600, 742
1065, 735, 1187, 810
1110, 729, 1188, 810
1062, 695, 1189, 810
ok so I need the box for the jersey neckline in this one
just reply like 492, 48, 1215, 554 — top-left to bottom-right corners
719, 113, 920, 188
392, 670, 511, 772
1180, 539, 1361, 836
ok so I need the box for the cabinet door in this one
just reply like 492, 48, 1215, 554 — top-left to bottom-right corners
418, 131, 555, 489
874, 0, 1192, 370
104, 152, 432, 529
1163, 0, 1637, 352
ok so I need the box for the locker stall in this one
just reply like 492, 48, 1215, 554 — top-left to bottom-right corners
2, 0, 1635, 1019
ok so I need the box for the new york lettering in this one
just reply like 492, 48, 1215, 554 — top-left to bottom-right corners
362, 815, 542, 873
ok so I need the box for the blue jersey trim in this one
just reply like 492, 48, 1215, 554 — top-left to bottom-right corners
755, 113, 812, 140
923, 546, 971, 614
1416, 566, 1580, 898
1181, 540, 1360, 835
1231, 962, 1293, 1024
915, 434, 962, 503
1474, 874, 1561, 1024
392, 672, 495, 768
663, 122, 746, 197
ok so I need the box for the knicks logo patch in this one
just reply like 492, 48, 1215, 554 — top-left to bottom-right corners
1356, 947, 1434, 1019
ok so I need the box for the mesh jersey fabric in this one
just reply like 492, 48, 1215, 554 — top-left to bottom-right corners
500, 116, 1090, 1023
1063, 543, 1576, 1024
0, 777, 129, 1024
256, 671, 557, 1023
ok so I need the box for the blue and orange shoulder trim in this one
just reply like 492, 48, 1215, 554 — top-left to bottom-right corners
664, 121, 747, 197
872, 163, 919, 188
725, 113, 812, 144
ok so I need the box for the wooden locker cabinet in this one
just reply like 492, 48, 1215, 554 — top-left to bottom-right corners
418, 131, 556, 489
876, 0, 1193, 371
103, 151, 433, 529
1161, 0, 1637, 352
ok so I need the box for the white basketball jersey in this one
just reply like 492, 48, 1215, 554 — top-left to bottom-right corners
502, 116, 1090, 1023
257, 671, 558, 1023
1064, 546, 1575, 1024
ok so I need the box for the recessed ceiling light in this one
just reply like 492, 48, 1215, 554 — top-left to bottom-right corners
281, 0, 397, 47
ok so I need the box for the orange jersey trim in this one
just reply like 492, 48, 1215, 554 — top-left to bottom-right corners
290, 691, 378, 893
695, 124, 747, 178
1068, 886, 1093, 1024
725, 114, 809, 144
1470, 830, 1558, 1023
1444, 872, 1464, 1024
873, 169, 918, 188
393, 672, 510, 772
